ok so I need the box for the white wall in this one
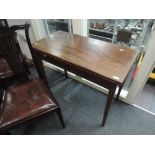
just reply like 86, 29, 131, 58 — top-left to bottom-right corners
72, 19, 88, 36
31, 19, 47, 40
126, 27, 155, 104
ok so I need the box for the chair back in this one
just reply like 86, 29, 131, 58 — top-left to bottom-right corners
10, 23, 38, 69
0, 20, 9, 56
0, 27, 28, 81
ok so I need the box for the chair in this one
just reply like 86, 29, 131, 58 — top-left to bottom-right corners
0, 20, 30, 88
0, 25, 65, 134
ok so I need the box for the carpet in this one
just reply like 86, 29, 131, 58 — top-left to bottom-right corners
7, 66, 155, 134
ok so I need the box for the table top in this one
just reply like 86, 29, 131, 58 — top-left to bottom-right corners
32, 31, 138, 85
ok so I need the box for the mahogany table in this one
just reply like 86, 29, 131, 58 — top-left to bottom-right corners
32, 31, 137, 126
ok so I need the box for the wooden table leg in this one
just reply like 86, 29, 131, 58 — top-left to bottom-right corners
115, 85, 123, 101
115, 75, 128, 101
102, 85, 116, 126
64, 69, 68, 79
115, 79, 126, 101
33, 53, 49, 87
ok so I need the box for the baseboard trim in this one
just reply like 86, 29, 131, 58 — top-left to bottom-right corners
43, 61, 128, 103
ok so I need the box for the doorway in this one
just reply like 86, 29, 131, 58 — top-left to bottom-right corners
132, 67, 155, 113
44, 19, 72, 35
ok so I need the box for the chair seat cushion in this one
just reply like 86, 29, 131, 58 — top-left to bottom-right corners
0, 79, 58, 130
0, 57, 13, 79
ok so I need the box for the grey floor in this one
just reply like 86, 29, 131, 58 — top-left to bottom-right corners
6, 66, 155, 135
133, 83, 155, 113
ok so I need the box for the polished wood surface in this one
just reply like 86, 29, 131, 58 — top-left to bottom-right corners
32, 31, 138, 85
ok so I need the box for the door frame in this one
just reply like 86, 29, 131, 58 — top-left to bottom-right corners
126, 25, 155, 104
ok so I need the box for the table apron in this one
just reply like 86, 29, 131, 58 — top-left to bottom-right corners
34, 50, 118, 90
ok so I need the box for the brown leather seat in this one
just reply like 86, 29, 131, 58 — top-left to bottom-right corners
0, 79, 59, 130
0, 57, 13, 79
0, 23, 65, 134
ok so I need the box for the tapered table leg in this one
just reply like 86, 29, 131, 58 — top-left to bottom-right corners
64, 69, 68, 79
115, 77, 127, 101
33, 53, 49, 87
115, 78, 126, 101
102, 85, 116, 126
115, 85, 123, 101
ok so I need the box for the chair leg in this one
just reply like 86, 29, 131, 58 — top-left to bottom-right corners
56, 108, 65, 128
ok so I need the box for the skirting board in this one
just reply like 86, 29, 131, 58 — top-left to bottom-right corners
43, 61, 128, 103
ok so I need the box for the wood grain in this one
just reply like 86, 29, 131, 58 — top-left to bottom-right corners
32, 31, 138, 84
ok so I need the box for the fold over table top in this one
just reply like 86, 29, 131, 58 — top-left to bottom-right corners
32, 31, 138, 85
